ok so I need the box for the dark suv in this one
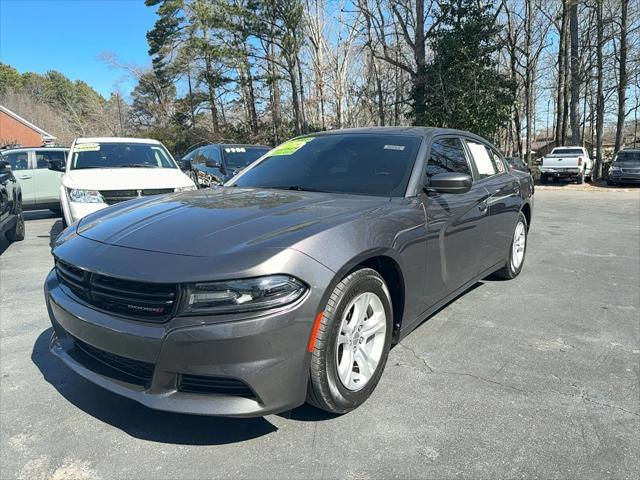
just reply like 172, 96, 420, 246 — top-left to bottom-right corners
180, 144, 270, 187
0, 155, 25, 244
607, 149, 640, 185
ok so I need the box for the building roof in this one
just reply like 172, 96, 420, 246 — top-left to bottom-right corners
0, 105, 56, 141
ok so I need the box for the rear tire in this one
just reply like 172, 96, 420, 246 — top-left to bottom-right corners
6, 203, 25, 242
307, 268, 393, 414
494, 211, 528, 280
540, 174, 547, 184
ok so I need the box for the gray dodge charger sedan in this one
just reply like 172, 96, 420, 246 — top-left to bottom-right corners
45, 127, 534, 417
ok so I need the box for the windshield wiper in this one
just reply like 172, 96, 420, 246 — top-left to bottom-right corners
278, 185, 330, 193
114, 164, 159, 168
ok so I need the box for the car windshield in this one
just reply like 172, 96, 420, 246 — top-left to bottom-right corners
553, 148, 584, 155
614, 151, 640, 164
222, 146, 270, 170
231, 134, 421, 197
71, 143, 176, 170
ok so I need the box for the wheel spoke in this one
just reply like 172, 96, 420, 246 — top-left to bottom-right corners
338, 346, 354, 384
355, 346, 375, 380
361, 312, 385, 339
337, 332, 350, 347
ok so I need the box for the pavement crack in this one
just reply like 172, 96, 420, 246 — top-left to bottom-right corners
437, 370, 528, 394
396, 342, 434, 372
555, 391, 640, 417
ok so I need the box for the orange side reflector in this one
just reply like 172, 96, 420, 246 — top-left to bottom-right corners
308, 311, 325, 352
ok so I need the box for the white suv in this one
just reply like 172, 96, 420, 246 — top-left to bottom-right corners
57, 137, 196, 225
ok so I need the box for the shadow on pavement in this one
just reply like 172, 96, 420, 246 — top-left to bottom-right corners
32, 328, 279, 445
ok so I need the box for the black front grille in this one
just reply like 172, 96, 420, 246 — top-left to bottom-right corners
55, 260, 179, 322
72, 336, 154, 386
100, 188, 175, 205
178, 374, 255, 398
621, 168, 640, 174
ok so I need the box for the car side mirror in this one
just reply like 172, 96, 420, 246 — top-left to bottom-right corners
48, 159, 65, 172
0, 160, 10, 171
205, 159, 221, 169
179, 159, 192, 171
426, 172, 473, 194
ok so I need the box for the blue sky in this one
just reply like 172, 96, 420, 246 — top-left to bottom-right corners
0, 0, 158, 98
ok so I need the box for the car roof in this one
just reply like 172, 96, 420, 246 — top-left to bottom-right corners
201, 143, 271, 149
74, 137, 162, 145
1, 146, 69, 152
302, 126, 493, 142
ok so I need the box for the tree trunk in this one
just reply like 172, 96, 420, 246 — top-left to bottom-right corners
524, 0, 533, 166
296, 55, 307, 133
287, 56, 302, 135
373, 58, 385, 126
569, 0, 581, 145
595, 0, 605, 179
555, 0, 568, 147
614, 0, 629, 152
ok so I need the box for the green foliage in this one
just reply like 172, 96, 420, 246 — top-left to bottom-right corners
0, 63, 23, 93
412, 0, 515, 139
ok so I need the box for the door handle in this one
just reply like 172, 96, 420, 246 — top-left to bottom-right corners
17, 175, 32, 180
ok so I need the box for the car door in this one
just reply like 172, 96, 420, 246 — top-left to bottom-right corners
419, 136, 490, 306
3, 151, 36, 207
199, 146, 224, 186
463, 139, 520, 270
33, 149, 66, 208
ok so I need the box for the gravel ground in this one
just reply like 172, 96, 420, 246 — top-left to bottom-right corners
1, 189, 639, 480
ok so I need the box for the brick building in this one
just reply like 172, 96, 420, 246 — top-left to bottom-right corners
0, 105, 56, 148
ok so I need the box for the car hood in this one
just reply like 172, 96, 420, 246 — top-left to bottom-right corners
63, 168, 195, 190
76, 187, 389, 257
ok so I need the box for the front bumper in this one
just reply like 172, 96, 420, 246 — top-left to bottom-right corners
608, 172, 640, 184
44, 254, 332, 417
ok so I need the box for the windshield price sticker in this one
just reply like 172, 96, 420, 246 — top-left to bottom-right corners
74, 143, 100, 152
384, 144, 405, 151
271, 137, 315, 156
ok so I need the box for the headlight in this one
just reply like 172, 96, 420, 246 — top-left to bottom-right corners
182, 275, 307, 315
609, 166, 622, 174
68, 188, 105, 203
175, 185, 197, 192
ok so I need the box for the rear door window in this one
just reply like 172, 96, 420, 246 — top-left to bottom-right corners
35, 150, 66, 169
465, 141, 505, 179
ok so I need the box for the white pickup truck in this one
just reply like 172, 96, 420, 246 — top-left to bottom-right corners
540, 146, 592, 184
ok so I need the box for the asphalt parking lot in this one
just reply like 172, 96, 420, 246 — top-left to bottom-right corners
1, 189, 639, 479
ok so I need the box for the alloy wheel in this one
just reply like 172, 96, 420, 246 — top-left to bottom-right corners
511, 221, 526, 270
335, 292, 387, 391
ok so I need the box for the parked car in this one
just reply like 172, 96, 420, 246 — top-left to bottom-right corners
0, 146, 69, 212
0, 155, 25, 243
607, 149, 640, 186
52, 137, 197, 226
539, 146, 592, 184
505, 156, 531, 174
180, 144, 271, 187
45, 127, 533, 416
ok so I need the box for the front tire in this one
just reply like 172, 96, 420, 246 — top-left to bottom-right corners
6, 203, 25, 242
307, 268, 393, 414
494, 211, 528, 280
